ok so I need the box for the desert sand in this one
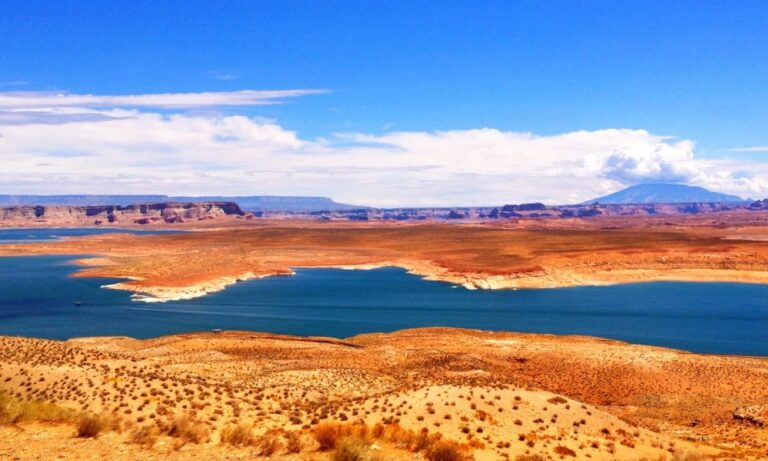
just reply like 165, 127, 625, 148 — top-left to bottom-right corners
3, 328, 767, 460
3, 217, 768, 459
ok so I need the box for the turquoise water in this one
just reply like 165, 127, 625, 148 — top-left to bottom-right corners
0, 230, 767, 355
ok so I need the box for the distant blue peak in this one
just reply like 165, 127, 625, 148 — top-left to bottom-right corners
586, 183, 745, 204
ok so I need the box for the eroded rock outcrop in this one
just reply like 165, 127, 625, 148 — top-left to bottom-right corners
733, 405, 768, 427
0, 202, 245, 226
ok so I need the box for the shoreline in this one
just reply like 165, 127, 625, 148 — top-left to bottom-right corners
1, 221, 768, 303
87, 258, 768, 303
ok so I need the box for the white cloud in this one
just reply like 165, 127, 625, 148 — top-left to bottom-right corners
725, 146, 768, 153
0, 89, 327, 109
0, 98, 767, 205
210, 72, 240, 81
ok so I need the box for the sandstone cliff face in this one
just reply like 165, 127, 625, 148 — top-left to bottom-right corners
295, 202, 749, 222
750, 199, 768, 210
0, 202, 245, 226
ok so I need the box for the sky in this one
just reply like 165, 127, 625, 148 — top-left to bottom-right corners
1, 1, 767, 206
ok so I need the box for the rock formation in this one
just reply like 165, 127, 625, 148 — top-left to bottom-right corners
0, 202, 245, 226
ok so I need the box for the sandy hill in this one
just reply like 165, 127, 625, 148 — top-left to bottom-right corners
2, 328, 767, 460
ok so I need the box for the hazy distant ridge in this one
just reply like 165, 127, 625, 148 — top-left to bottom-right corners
170, 196, 364, 212
586, 184, 745, 204
0, 195, 363, 212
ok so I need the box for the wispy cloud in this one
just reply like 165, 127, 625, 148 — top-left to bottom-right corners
0, 80, 29, 87
210, 72, 240, 81
0, 89, 327, 109
725, 146, 768, 153
0, 109, 126, 125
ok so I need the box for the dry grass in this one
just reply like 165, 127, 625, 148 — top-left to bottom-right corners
312, 422, 469, 461
256, 433, 282, 457
285, 430, 303, 453
128, 425, 158, 448
256, 432, 281, 456
0, 391, 72, 425
314, 422, 343, 450
75, 414, 104, 438
220, 423, 253, 446
425, 440, 469, 461
1, 327, 749, 460
164, 413, 209, 444
672, 452, 709, 461
333, 437, 379, 461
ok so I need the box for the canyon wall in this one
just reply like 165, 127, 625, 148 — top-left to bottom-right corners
0, 202, 245, 226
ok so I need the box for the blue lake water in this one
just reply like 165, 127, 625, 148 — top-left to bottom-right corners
0, 229, 766, 356
0, 228, 180, 243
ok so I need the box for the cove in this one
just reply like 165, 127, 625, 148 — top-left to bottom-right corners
0, 253, 766, 356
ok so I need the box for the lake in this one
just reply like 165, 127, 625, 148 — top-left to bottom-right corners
0, 229, 766, 355
0, 227, 181, 243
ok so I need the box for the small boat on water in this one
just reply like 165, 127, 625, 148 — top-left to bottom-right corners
74, 300, 82, 306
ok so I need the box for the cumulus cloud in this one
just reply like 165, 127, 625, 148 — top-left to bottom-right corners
0, 96, 767, 205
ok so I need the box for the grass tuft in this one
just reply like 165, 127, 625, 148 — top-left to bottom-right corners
425, 440, 469, 461
0, 391, 73, 426
129, 425, 158, 448
220, 423, 254, 446
256, 432, 282, 456
75, 413, 104, 438
164, 413, 209, 444
333, 437, 379, 461
314, 422, 342, 450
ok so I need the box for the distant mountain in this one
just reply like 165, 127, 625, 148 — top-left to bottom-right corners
0, 195, 363, 212
169, 196, 364, 212
586, 184, 745, 204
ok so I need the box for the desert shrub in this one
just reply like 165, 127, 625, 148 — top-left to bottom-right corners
333, 437, 378, 461
425, 440, 468, 461
412, 429, 432, 452
220, 423, 253, 446
256, 432, 282, 456
129, 425, 158, 448
285, 431, 303, 453
371, 422, 385, 438
547, 396, 568, 405
314, 422, 342, 450
76, 414, 104, 438
515, 456, 545, 461
165, 413, 209, 444
553, 446, 576, 457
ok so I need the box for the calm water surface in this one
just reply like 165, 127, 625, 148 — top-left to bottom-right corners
0, 228, 180, 243
0, 229, 766, 356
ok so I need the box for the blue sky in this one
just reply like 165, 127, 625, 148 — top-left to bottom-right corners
1, 1, 767, 204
